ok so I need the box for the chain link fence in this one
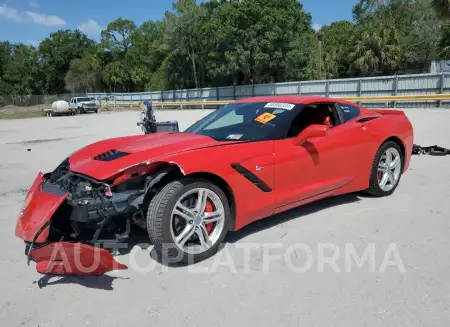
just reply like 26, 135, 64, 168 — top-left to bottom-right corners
0, 94, 86, 114
2, 72, 450, 115
0, 93, 139, 116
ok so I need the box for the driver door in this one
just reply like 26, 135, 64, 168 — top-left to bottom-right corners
272, 102, 366, 213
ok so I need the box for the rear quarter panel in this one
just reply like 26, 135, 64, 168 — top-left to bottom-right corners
364, 112, 414, 173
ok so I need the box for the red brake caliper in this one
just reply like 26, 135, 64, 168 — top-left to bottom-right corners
205, 200, 214, 234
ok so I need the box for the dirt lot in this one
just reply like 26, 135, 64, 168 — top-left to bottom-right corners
1, 108, 450, 327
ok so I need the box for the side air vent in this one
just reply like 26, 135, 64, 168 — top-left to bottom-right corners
231, 163, 272, 192
94, 149, 130, 162
356, 117, 379, 123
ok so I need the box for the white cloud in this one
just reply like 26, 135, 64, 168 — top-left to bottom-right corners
29, 1, 39, 9
312, 23, 322, 31
0, 4, 23, 22
78, 19, 103, 36
25, 11, 65, 26
27, 40, 39, 47
0, 4, 66, 27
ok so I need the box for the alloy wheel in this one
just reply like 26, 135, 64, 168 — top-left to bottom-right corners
170, 187, 225, 255
377, 147, 402, 192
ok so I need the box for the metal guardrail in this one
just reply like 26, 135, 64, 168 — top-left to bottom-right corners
88, 72, 450, 109
107, 94, 450, 110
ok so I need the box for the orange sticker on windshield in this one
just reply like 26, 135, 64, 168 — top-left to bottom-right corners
255, 112, 276, 124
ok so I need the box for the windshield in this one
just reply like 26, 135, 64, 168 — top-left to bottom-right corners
184, 102, 299, 141
77, 97, 94, 102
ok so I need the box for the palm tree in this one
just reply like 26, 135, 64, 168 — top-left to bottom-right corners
350, 23, 401, 76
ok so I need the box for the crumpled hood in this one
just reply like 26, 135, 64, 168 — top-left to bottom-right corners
68, 132, 229, 180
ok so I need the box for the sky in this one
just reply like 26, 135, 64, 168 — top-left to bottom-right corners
0, 0, 357, 46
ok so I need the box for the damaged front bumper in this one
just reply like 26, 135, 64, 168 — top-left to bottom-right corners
15, 171, 129, 276
29, 242, 127, 275
15, 171, 68, 243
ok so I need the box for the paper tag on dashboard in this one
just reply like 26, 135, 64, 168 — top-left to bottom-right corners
226, 134, 243, 140
264, 102, 295, 110
255, 112, 276, 124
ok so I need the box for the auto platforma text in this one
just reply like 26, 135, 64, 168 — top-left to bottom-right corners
39, 241, 406, 275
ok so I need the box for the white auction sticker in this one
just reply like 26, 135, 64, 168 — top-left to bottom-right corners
264, 102, 295, 110
226, 134, 243, 140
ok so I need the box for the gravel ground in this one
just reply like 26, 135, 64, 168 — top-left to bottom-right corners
1, 108, 450, 327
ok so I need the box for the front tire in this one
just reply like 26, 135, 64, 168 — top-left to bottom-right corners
147, 178, 230, 264
365, 141, 403, 197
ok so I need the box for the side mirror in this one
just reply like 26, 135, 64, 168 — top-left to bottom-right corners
293, 124, 329, 146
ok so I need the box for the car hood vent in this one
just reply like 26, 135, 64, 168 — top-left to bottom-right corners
94, 149, 130, 162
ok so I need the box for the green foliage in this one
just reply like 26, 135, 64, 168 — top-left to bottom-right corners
432, 0, 450, 20
64, 49, 103, 93
439, 21, 450, 58
0, 0, 448, 96
349, 22, 402, 75
101, 18, 137, 55
37, 30, 95, 94
3, 44, 39, 95
320, 21, 357, 78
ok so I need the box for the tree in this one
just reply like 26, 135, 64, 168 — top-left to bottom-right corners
352, 0, 387, 24
350, 22, 402, 76
101, 18, 136, 55
65, 47, 103, 93
1, 0, 450, 96
0, 42, 13, 95
38, 30, 95, 94
165, 0, 207, 88
127, 21, 169, 89
101, 18, 137, 91
439, 21, 450, 58
285, 31, 317, 81
3, 44, 39, 95
198, 0, 313, 85
432, 0, 450, 20
385, 0, 440, 70
351, 0, 440, 73
320, 21, 357, 78
103, 61, 128, 91
433, 1, 450, 58
0, 42, 12, 78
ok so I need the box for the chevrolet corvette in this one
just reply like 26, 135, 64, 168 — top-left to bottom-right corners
15, 95, 414, 275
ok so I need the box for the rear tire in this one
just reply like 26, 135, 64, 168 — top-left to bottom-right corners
147, 178, 230, 264
365, 141, 403, 197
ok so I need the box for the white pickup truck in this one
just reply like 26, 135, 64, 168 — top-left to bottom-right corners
43, 97, 99, 117
69, 96, 98, 114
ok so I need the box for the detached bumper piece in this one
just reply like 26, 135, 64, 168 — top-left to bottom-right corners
29, 242, 128, 276
412, 144, 450, 156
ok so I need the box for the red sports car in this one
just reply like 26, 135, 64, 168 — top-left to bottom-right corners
15, 96, 414, 275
